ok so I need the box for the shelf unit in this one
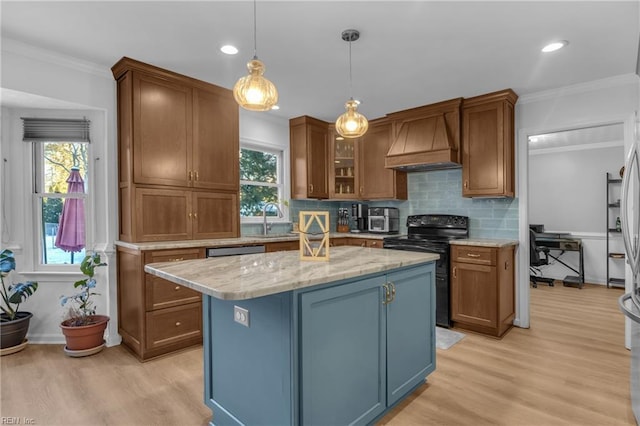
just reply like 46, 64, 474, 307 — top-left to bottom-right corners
606, 172, 625, 288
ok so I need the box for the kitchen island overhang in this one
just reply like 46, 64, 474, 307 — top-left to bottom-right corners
145, 246, 439, 426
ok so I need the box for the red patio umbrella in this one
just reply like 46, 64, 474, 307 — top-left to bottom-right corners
55, 167, 85, 262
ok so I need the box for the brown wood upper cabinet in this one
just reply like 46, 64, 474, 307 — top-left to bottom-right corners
462, 89, 517, 198
290, 116, 329, 199
129, 70, 238, 191
359, 118, 407, 200
112, 57, 240, 242
329, 126, 359, 199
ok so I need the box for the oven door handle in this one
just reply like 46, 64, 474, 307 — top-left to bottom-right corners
383, 243, 446, 254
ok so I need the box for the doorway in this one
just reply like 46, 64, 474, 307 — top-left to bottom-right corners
516, 116, 634, 329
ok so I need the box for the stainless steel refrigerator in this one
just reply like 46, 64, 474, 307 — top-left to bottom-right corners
619, 116, 640, 424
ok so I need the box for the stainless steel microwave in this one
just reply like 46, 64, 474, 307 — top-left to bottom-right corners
368, 207, 399, 234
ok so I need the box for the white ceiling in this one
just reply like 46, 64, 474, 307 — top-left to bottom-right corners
1, 1, 639, 123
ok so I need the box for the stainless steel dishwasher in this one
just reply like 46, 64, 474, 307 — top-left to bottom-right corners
206, 245, 265, 257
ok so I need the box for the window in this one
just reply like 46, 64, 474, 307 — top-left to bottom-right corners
33, 141, 89, 265
240, 146, 286, 221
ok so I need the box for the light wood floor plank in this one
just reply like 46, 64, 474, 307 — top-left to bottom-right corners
1, 283, 635, 425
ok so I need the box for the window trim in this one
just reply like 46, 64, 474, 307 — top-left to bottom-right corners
240, 138, 290, 224
31, 140, 94, 271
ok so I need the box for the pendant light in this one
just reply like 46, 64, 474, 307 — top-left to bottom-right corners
335, 29, 368, 139
233, 0, 278, 111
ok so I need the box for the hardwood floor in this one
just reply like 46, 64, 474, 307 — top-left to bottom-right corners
1, 283, 635, 425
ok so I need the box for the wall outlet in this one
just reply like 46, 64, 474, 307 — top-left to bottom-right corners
234, 305, 250, 327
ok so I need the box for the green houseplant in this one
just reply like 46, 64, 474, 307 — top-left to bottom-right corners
0, 249, 38, 352
59, 252, 109, 355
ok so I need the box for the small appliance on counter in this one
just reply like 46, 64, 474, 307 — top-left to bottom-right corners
337, 208, 350, 233
368, 207, 400, 234
351, 203, 368, 233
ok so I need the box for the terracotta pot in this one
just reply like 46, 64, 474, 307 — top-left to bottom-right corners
60, 315, 109, 351
0, 312, 32, 349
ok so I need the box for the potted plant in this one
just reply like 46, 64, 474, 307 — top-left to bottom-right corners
0, 249, 38, 354
59, 252, 109, 356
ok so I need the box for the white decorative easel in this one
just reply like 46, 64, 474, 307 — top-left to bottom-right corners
299, 211, 330, 261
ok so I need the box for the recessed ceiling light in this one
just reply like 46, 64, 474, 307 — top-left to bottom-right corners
271, 105, 280, 110
220, 45, 238, 55
541, 40, 568, 53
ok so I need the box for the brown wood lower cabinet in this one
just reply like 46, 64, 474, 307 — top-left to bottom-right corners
450, 244, 515, 337
117, 246, 204, 361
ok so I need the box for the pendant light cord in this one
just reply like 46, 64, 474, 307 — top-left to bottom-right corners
253, 0, 258, 59
348, 40, 353, 100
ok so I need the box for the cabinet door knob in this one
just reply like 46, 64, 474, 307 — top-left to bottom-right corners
193, 213, 198, 219
188, 212, 193, 219
195, 171, 199, 181
361, 242, 366, 247
175, 321, 182, 327
464, 180, 469, 189
382, 284, 391, 305
174, 286, 181, 291
505, 261, 509, 270
188, 171, 193, 181
360, 186, 364, 195
309, 184, 314, 193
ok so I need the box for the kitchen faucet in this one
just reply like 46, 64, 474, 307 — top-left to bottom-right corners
263, 202, 284, 235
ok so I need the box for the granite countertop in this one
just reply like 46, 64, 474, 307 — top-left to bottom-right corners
450, 238, 519, 248
116, 232, 388, 251
144, 246, 439, 300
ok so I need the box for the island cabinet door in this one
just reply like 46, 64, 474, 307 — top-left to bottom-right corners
299, 276, 386, 426
385, 264, 436, 406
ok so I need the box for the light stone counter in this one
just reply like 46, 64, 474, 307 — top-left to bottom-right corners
145, 246, 438, 300
450, 238, 519, 248
115, 232, 387, 251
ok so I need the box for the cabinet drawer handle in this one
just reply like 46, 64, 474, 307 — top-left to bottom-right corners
505, 261, 509, 270
175, 321, 182, 327
169, 258, 184, 262
389, 282, 396, 303
188, 171, 193, 181
195, 171, 199, 181
309, 184, 314, 193
466, 253, 481, 258
174, 286, 181, 291
464, 180, 468, 189
360, 186, 364, 195
453, 266, 457, 278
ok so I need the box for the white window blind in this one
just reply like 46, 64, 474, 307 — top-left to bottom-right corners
22, 118, 91, 142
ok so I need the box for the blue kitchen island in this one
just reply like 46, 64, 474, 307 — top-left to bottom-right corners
145, 246, 438, 426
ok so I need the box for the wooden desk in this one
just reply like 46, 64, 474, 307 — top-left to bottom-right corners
535, 233, 584, 288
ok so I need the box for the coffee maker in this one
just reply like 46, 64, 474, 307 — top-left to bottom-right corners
351, 203, 368, 233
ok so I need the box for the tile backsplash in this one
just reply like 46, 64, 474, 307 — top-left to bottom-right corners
241, 169, 519, 239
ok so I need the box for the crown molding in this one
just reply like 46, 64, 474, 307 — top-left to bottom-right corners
518, 73, 639, 105
2, 37, 112, 80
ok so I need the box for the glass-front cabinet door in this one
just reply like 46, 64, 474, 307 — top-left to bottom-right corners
329, 127, 359, 199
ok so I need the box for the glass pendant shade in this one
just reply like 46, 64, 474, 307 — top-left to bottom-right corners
335, 99, 368, 138
233, 58, 278, 111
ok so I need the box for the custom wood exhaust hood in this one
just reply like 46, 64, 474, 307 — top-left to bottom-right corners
385, 98, 462, 171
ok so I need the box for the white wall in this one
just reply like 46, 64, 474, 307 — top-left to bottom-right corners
516, 73, 640, 328
1, 39, 119, 345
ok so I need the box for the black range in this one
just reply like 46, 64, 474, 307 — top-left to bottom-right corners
383, 214, 469, 328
